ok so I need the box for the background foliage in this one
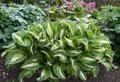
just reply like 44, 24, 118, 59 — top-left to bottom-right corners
0, 0, 120, 7
97, 6, 120, 63
93, 0, 120, 7
0, 3, 44, 50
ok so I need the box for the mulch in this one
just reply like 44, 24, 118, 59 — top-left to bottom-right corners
0, 56, 120, 82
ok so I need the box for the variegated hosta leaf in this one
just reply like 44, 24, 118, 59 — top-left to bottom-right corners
5, 49, 25, 65
64, 20, 78, 36
76, 24, 83, 36
92, 47, 106, 52
80, 62, 94, 71
41, 51, 51, 59
104, 50, 114, 61
53, 49, 66, 55
77, 38, 89, 50
70, 58, 81, 77
28, 26, 42, 41
89, 19, 98, 34
64, 37, 75, 48
19, 69, 34, 82
100, 61, 117, 71
79, 70, 87, 81
99, 40, 111, 44
80, 56, 96, 63
54, 53, 68, 63
91, 51, 104, 60
46, 22, 53, 38
38, 39, 47, 47
60, 29, 64, 40
92, 64, 100, 77
12, 33, 24, 45
12, 33, 31, 47
37, 68, 51, 81
58, 40, 65, 47
90, 39, 110, 46
29, 44, 34, 55
51, 43, 60, 51
53, 64, 66, 79
1, 50, 9, 57
21, 59, 40, 70
68, 50, 82, 56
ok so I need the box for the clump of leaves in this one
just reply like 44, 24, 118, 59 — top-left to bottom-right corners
0, 3, 44, 50
3, 18, 116, 82
97, 6, 120, 63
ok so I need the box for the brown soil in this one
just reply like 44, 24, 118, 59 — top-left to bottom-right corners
0, 56, 120, 82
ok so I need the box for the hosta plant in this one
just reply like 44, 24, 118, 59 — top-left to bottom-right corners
3, 18, 116, 82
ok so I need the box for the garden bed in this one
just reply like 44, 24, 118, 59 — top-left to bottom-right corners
0, 56, 119, 82
0, 1, 120, 82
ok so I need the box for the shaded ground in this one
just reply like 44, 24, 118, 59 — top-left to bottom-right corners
0, 56, 120, 82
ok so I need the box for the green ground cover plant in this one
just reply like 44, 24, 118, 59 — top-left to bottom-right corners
97, 6, 120, 63
0, 3, 44, 50
2, 17, 116, 82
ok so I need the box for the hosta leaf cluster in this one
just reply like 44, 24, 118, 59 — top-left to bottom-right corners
3, 18, 116, 82
0, 3, 44, 49
97, 6, 120, 62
